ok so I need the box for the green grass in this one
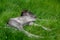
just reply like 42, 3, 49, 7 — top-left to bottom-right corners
0, 0, 60, 40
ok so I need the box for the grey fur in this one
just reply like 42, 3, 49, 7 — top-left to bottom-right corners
8, 15, 40, 38
8, 10, 51, 38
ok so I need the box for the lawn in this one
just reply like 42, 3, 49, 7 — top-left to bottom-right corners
0, 0, 60, 40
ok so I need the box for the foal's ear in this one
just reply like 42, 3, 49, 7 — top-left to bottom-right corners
22, 10, 28, 13
21, 10, 28, 16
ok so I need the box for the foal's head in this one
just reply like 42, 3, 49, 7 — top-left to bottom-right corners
21, 10, 36, 18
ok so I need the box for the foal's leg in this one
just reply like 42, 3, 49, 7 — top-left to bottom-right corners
17, 25, 41, 38
29, 22, 51, 31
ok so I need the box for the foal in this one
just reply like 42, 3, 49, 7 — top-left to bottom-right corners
8, 10, 40, 38
8, 10, 51, 38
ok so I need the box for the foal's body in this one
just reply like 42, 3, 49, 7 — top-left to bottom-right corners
8, 15, 39, 38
